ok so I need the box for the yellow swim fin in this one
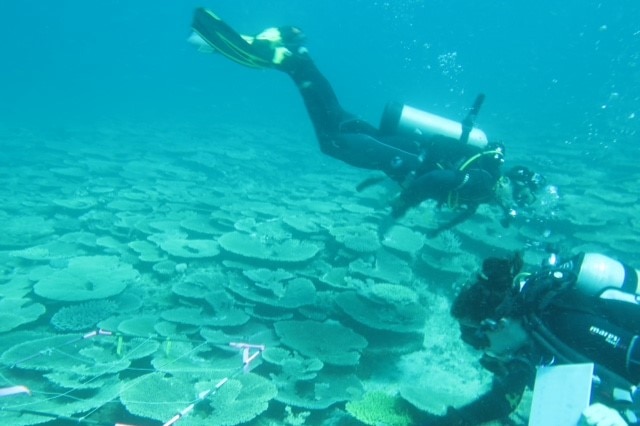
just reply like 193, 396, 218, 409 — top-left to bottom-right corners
191, 8, 275, 69
191, 8, 307, 70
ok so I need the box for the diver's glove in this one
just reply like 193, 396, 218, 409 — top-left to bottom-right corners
580, 403, 627, 426
500, 207, 517, 228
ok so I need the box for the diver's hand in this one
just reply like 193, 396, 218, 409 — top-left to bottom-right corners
580, 403, 627, 426
500, 208, 517, 228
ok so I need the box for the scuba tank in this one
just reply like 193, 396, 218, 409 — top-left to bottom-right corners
539, 252, 640, 302
379, 100, 489, 149
574, 253, 640, 303
514, 252, 640, 316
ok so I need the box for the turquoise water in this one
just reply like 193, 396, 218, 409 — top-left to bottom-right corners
0, 1, 639, 425
2, 1, 638, 141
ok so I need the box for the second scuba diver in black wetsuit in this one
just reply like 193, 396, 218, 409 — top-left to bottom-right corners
419, 251, 640, 426
188, 8, 542, 236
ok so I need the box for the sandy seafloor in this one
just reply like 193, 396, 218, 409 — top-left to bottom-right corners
0, 118, 639, 426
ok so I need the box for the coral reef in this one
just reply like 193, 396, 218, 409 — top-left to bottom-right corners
218, 231, 323, 263
335, 286, 427, 333
274, 320, 368, 366
33, 255, 139, 301
50, 299, 118, 331
2, 119, 635, 426
346, 391, 412, 426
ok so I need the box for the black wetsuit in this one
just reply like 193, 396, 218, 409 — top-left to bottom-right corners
441, 275, 640, 426
282, 52, 423, 180
282, 52, 498, 191
443, 316, 640, 426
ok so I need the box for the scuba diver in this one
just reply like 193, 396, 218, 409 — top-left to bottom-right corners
505, 165, 547, 208
188, 8, 543, 236
421, 251, 640, 426
382, 143, 511, 237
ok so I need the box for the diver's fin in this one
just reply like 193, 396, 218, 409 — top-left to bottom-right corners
187, 32, 215, 53
191, 8, 274, 69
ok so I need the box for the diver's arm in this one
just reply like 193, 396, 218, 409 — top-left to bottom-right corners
439, 386, 522, 425
496, 196, 518, 228
427, 359, 531, 425
391, 170, 463, 219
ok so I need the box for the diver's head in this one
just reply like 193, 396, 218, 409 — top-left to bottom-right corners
506, 165, 546, 207
480, 317, 530, 357
452, 253, 524, 348
507, 165, 546, 189
493, 175, 515, 209
481, 253, 523, 289
459, 315, 530, 353
476, 141, 506, 180
452, 254, 523, 320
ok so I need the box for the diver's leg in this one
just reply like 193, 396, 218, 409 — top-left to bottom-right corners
190, 9, 421, 180
281, 52, 422, 180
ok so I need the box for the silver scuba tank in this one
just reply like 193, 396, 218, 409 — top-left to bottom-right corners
379, 101, 489, 149
575, 253, 640, 303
